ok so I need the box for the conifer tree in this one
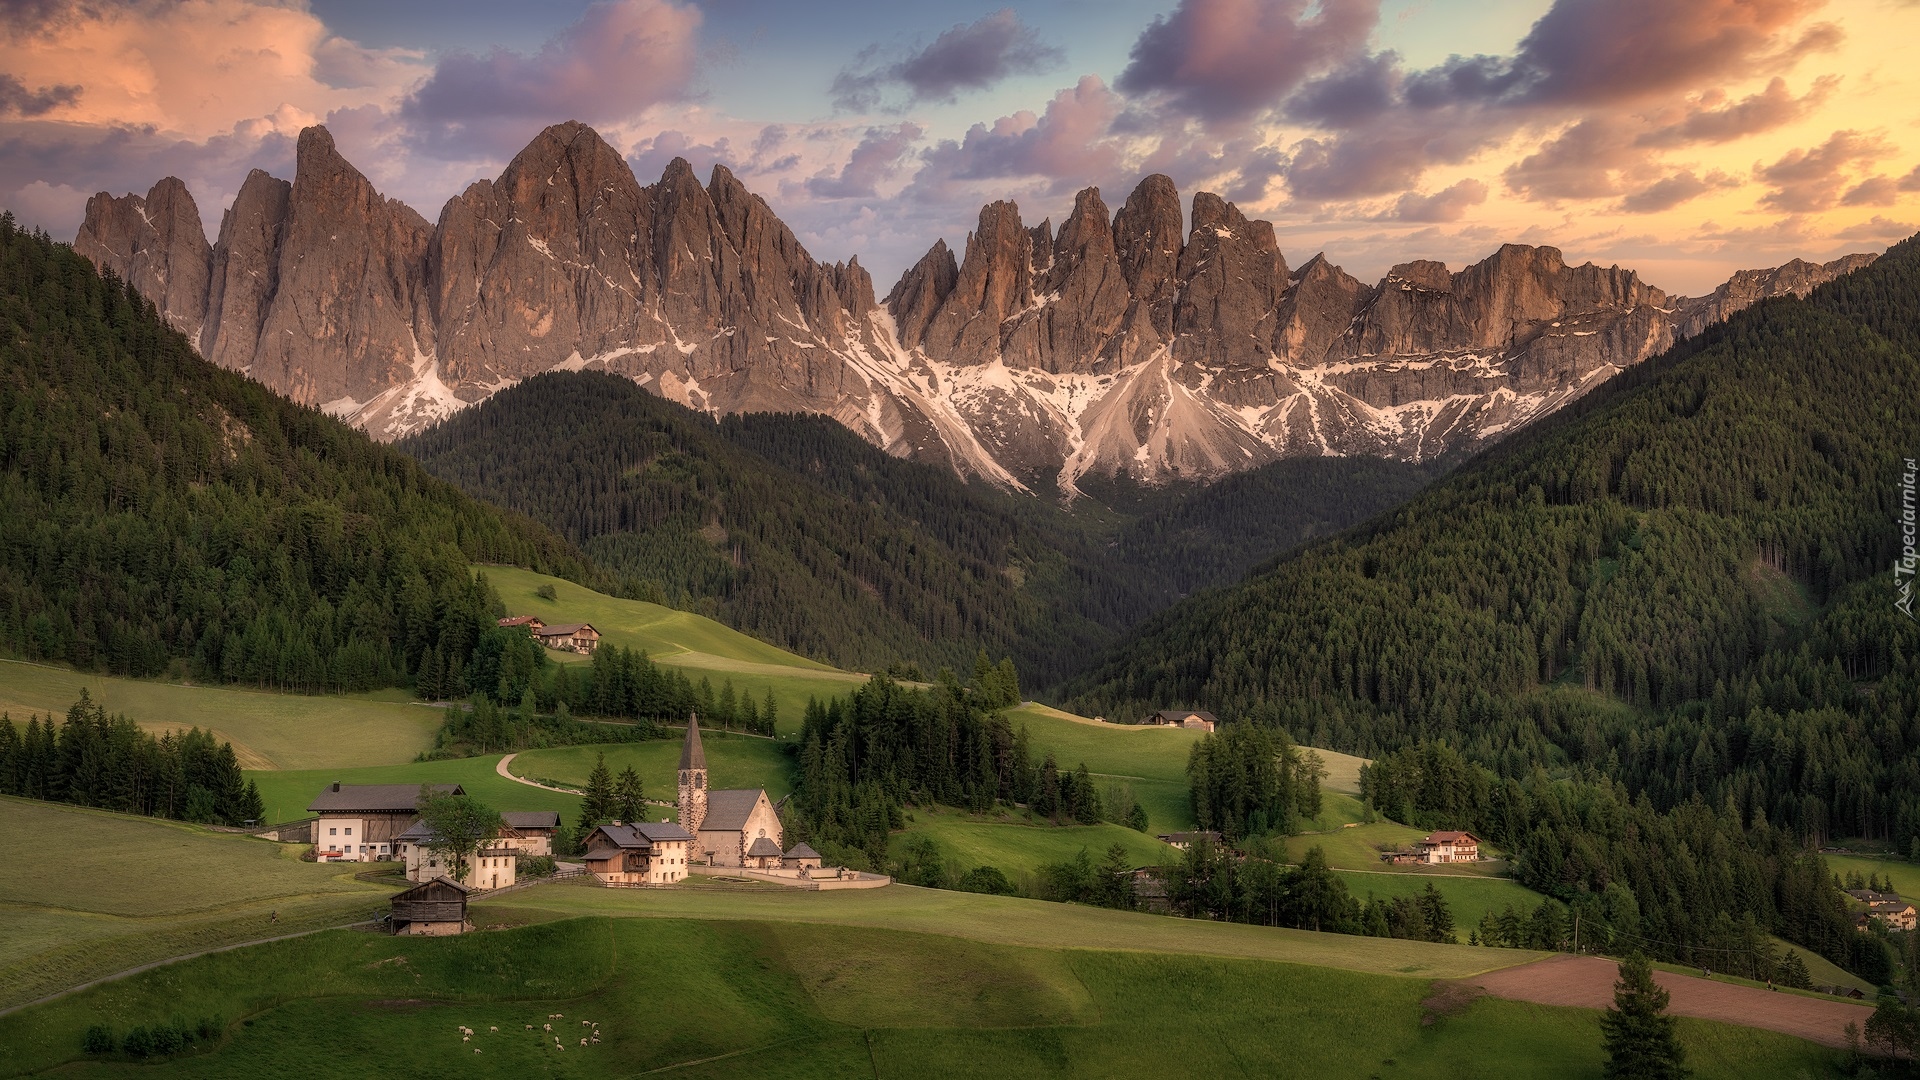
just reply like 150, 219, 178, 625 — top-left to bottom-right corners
577, 752, 616, 839
1600, 955, 1689, 1080
614, 765, 646, 825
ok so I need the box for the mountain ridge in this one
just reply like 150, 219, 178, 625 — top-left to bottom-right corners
76, 120, 1876, 491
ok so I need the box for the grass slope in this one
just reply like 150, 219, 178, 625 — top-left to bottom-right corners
0, 912, 1839, 1079
890, 806, 1171, 879
0, 797, 393, 1011
0, 661, 441, 771
247, 756, 580, 827
509, 734, 793, 804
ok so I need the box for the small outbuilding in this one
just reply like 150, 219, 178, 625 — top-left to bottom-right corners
743, 835, 785, 870
1148, 709, 1218, 731
782, 843, 823, 871
389, 877, 469, 936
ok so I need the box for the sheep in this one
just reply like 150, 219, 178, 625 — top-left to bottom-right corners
525, 1024, 533, 1030
489, 1026, 498, 1032
543, 1023, 552, 1032
580, 1038, 588, 1047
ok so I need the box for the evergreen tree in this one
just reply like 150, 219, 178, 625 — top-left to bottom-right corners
614, 765, 646, 825
577, 752, 616, 839
1600, 955, 1690, 1080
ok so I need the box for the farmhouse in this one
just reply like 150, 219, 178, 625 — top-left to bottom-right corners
1415, 831, 1482, 864
500, 810, 563, 856
1156, 830, 1223, 850
497, 615, 546, 633
388, 877, 469, 936
534, 622, 601, 653
677, 714, 785, 867
1847, 889, 1917, 931
307, 782, 462, 862
581, 821, 694, 885
394, 819, 519, 891
1148, 709, 1218, 731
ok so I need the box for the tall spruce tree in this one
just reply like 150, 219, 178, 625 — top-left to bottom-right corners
1600, 955, 1689, 1080
576, 752, 616, 841
614, 765, 646, 825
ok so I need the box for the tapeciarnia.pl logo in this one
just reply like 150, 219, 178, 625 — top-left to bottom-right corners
1899, 457, 1917, 619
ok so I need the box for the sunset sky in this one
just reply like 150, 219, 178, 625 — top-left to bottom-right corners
3, 0, 1917, 295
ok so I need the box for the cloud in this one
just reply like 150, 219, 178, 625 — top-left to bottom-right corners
1756, 130, 1891, 212
1841, 175, 1900, 206
1502, 118, 1637, 201
1616, 170, 1737, 213
626, 130, 739, 185
1117, 0, 1378, 123
913, 76, 1125, 188
806, 123, 923, 199
1830, 215, 1917, 242
831, 10, 1063, 112
1901, 164, 1920, 193
1375, 178, 1489, 222
1636, 76, 1836, 147
402, 0, 702, 154
0, 72, 77, 117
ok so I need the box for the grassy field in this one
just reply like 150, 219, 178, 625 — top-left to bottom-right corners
509, 732, 794, 803
0, 910, 1842, 1078
1285, 820, 1512, 878
1334, 870, 1547, 933
247, 755, 582, 827
1825, 852, 1920, 897
0, 660, 440, 771
0, 797, 394, 1012
891, 805, 1172, 880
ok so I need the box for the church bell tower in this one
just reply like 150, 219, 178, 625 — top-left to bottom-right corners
678, 712, 708, 839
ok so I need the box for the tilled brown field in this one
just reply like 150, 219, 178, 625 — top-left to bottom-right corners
1470, 954, 1875, 1048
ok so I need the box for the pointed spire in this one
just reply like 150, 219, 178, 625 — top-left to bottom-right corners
679, 712, 707, 771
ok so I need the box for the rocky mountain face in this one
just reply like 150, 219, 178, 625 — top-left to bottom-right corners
76, 121, 1878, 492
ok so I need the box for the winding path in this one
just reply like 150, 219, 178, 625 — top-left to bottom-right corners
495, 753, 582, 795
1468, 953, 1876, 1049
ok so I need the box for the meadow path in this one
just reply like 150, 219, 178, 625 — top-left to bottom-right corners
1469, 953, 1876, 1049
497, 753, 582, 795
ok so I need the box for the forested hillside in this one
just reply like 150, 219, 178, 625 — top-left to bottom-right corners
400, 371, 1426, 682
0, 216, 589, 692
1065, 234, 1920, 855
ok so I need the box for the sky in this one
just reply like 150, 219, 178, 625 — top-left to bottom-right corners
2, 0, 1918, 295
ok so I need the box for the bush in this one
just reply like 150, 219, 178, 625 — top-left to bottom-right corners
956, 865, 1016, 895
120, 1026, 153, 1058
81, 1026, 114, 1054
518, 854, 557, 878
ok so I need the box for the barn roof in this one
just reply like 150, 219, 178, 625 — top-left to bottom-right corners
392, 877, 469, 902
502, 811, 562, 830
700, 789, 767, 833
1153, 709, 1219, 724
308, 783, 462, 813
536, 622, 595, 637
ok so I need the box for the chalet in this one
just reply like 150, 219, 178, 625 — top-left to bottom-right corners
500, 811, 563, 856
1415, 831, 1482, 864
534, 622, 600, 654
394, 820, 519, 891
498, 615, 546, 633
1148, 709, 1218, 732
389, 877, 469, 936
1848, 889, 1917, 931
1155, 830, 1223, 850
677, 715, 785, 867
581, 821, 695, 885
307, 782, 462, 863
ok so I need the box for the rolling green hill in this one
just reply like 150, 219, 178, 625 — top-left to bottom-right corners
0, 216, 588, 699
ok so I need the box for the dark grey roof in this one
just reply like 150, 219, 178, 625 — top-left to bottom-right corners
396, 820, 435, 841
581, 847, 624, 863
392, 877, 469, 900
502, 811, 562, 830
308, 783, 462, 813
1153, 709, 1219, 724
679, 714, 707, 771
745, 836, 783, 858
536, 622, 594, 637
699, 789, 766, 833
589, 824, 653, 851
783, 842, 820, 859
634, 821, 694, 843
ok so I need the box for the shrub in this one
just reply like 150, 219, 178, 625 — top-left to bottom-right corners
536, 584, 558, 601
149, 1022, 184, 1055
81, 1026, 114, 1054
518, 854, 557, 878
120, 1026, 153, 1058
956, 865, 1016, 895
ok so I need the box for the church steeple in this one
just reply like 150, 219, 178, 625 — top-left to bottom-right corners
678, 713, 708, 838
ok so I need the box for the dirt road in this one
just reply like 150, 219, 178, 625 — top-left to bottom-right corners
1470, 954, 1875, 1048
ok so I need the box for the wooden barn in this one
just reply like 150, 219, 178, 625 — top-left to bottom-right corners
534, 622, 601, 654
389, 877, 469, 936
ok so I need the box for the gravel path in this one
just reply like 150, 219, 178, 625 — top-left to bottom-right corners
1470, 953, 1876, 1049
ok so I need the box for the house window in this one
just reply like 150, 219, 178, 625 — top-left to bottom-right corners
344, 828, 353, 836
329, 828, 338, 836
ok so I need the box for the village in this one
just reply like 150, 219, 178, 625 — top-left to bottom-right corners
311, 715, 887, 936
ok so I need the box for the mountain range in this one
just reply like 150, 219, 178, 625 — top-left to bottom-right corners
76, 120, 1875, 491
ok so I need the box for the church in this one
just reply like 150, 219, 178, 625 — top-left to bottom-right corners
677, 714, 791, 868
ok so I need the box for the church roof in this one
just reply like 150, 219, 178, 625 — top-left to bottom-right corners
699, 789, 768, 833
745, 836, 784, 858
679, 714, 707, 771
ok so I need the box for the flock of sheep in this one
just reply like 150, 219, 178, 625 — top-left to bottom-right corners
454, 1012, 602, 1054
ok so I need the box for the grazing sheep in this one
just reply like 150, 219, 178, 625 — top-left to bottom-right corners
525, 1024, 533, 1030
580, 1038, 587, 1047
489, 1026, 498, 1032
543, 1024, 552, 1032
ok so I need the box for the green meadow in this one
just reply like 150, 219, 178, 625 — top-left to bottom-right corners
246, 755, 582, 827
509, 732, 794, 803
0, 908, 1843, 1079
890, 805, 1172, 879
0, 660, 441, 771
0, 797, 394, 1012
1824, 852, 1920, 897
1335, 870, 1548, 933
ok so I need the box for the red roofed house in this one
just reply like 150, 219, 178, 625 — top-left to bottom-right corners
498, 615, 546, 633
1415, 831, 1482, 864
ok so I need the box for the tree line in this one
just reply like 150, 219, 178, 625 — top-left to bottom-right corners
0, 690, 263, 826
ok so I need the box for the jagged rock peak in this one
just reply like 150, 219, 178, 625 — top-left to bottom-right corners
74, 176, 212, 340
